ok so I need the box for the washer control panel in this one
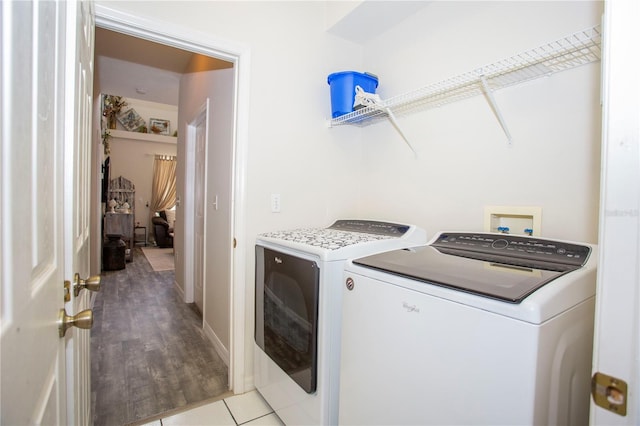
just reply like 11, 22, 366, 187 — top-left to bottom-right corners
431, 232, 591, 267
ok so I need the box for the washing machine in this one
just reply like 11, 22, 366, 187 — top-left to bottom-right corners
254, 220, 427, 426
339, 231, 597, 426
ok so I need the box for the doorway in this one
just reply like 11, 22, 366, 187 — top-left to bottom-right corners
93, 3, 250, 405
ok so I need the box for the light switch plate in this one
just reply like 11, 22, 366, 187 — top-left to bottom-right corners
271, 194, 281, 213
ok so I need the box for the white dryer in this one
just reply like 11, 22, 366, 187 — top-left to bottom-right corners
254, 220, 427, 426
339, 231, 597, 426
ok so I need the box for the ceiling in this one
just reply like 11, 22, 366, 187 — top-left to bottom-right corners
327, 1, 431, 44
94, 27, 233, 105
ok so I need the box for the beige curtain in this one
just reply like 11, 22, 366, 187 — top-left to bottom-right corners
149, 155, 177, 240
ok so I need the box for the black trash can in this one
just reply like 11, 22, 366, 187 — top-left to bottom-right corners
103, 234, 126, 270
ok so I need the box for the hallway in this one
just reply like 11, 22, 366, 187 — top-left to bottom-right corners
91, 248, 229, 425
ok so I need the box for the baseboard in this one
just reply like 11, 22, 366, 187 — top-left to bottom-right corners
173, 279, 185, 299
204, 321, 230, 367
244, 376, 255, 394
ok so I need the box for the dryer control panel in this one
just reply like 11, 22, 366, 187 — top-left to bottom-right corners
328, 220, 410, 236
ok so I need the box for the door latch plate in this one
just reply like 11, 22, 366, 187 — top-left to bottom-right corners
591, 372, 627, 416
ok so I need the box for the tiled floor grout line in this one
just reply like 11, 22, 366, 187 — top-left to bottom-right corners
237, 412, 276, 425
149, 392, 279, 425
223, 399, 239, 425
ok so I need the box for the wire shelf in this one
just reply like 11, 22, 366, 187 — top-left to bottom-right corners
329, 25, 601, 127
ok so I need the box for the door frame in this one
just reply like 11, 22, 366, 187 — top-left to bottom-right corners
591, 0, 640, 424
94, 4, 251, 394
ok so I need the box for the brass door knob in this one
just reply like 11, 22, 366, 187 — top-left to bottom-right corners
58, 308, 93, 337
73, 273, 101, 297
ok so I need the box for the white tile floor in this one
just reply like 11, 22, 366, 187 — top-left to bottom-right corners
142, 390, 283, 426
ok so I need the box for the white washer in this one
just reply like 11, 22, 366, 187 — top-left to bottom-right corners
254, 220, 427, 426
339, 231, 597, 426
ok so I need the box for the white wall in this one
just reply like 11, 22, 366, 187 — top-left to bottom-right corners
178, 66, 235, 357
358, 1, 603, 243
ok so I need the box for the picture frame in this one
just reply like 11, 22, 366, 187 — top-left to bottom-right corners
117, 108, 146, 132
149, 118, 170, 136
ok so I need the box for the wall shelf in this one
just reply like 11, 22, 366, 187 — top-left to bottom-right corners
109, 129, 177, 144
328, 25, 602, 142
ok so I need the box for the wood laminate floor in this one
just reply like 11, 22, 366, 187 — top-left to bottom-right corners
91, 247, 229, 426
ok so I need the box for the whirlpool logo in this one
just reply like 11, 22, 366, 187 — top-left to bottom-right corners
402, 302, 420, 313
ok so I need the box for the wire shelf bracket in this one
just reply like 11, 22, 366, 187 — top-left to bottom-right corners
328, 25, 602, 150
479, 74, 513, 145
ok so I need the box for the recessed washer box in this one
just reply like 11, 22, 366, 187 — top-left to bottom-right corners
484, 206, 542, 236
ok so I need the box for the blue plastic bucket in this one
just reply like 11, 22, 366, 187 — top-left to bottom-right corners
327, 71, 379, 118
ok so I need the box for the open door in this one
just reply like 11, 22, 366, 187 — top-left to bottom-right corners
186, 101, 209, 313
0, 1, 96, 424
63, 1, 97, 424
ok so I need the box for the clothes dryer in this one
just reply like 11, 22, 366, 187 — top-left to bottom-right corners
254, 220, 427, 426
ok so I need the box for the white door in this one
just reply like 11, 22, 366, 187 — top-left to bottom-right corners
0, 1, 95, 424
590, 0, 639, 424
193, 105, 209, 314
64, 1, 96, 425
